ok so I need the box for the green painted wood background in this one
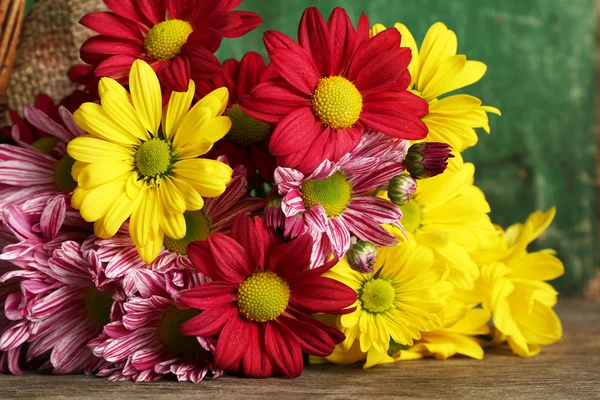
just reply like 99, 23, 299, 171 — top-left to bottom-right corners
215, 0, 597, 294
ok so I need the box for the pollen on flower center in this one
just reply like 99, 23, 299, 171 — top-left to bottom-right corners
399, 199, 422, 233
237, 271, 290, 322
135, 138, 172, 178
163, 211, 211, 255
226, 104, 271, 146
144, 19, 194, 61
301, 171, 352, 217
83, 286, 114, 326
359, 278, 396, 313
312, 76, 363, 129
157, 307, 202, 357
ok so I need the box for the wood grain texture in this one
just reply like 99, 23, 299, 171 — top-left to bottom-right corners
0, 299, 598, 399
215, 0, 598, 294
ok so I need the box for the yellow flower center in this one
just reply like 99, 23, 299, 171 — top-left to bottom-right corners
157, 307, 202, 357
83, 286, 114, 326
226, 104, 271, 146
312, 76, 363, 129
135, 138, 173, 179
163, 211, 211, 255
54, 154, 78, 193
301, 171, 352, 218
399, 200, 422, 233
237, 271, 290, 322
32, 137, 59, 153
144, 19, 194, 61
359, 278, 396, 313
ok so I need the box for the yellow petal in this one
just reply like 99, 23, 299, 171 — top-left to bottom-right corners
136, 229, 164, 264
158, 177, 186, 213
417, 22, 457, 95
129, 60, 162, 135
195, 88, 229, 117
423, 56, 486, 100
79, 177, 128, 222
176, 116, 231, 157
172, 159, 232, 198
170, 176, 204, 211
71, 160, 87, 181
177, 139, 214, 159
101, 191, 141, 237
73, 104, 140, 146
101, 89, 151, 141
68, 135, 134, 163
71, 186, 91, 210
369, 23, 387, 37
77, 162, 133, 189
129, 186, 160, 247
98, 77, 128, 98
172, 106, 213, 150
393, 23, 420, 88
508, 252, 564, 282
164, 80, 195, 140
526, 207, 556, 242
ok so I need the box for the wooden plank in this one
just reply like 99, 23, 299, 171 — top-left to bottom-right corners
216, 0, 598, 294
1, 299, 598, 399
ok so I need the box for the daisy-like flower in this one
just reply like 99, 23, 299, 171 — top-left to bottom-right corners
0, 239, 120, 374
239, 7, 428, 173
371, 22, 500, 152
197, 52, 276, 182
0, 100, 86, 207
179, 214, 356, 378
478, 208, 564, 357
322, 238, 452, 355
273, 133, 406, 267
67, 60, 233, 263
91, 269, 221, 382
84, 164, 264, 278
79, 0, 262, 92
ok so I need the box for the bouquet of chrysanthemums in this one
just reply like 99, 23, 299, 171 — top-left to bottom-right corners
0, 1, 565, 381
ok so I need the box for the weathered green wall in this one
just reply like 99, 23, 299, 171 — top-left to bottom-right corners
218, 0, 598, 294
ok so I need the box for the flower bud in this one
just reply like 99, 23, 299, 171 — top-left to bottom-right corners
404, 142, 453, 179
387, 174, 416, 206
347, 240, 377, 274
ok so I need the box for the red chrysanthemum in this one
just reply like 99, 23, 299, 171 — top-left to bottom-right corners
79, 0, 262, 92
196, 52, 276, 183
179, 214, 357, 378
239, 7, 429, 174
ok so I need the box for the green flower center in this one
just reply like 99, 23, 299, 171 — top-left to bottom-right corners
359, 278, 396, 313
135, 138, 172, 179
54, 154, 77, 193
301, 171, 352, 217
32, 137, 59, 153
83, 286, 114, 326
163, 211, 211, 255
237, 271, 290, 322
226, 104, 271, 146
144, 19, 194, 61
312, 76, 363, 129
157, 307, 202, 358
399, 199, 422, 233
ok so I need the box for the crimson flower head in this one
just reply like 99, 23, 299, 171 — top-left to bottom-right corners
239, 7, 429, 174
179, 214, 357, 378
196, 52, 276, 183
79, 0, 262, 92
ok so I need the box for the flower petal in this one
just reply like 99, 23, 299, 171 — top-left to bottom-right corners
130, 60, 162, 135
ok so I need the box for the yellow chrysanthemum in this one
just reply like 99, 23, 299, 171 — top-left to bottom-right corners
324, 239, 452, 355
476, 208, 564, 357
371, 22, 501, 152
67, 60, 233, 263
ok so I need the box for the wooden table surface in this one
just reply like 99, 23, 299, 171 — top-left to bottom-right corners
1, 299, 598, 399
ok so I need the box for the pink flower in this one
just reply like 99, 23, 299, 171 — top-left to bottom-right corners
84, 165, 263, 279
0, 105, 85, 207
271, 133, 407, 266
90, 269, 221, 383
0, 239, 121, 374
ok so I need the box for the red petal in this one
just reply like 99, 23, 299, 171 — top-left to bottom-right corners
268, 107, 321, 157
214, 314, 251, 371
270, 233, 312, 280
279, 315, 335, 357
208, 233, 255, 283
167, 0, 193, 20
219, 11, 262, 38
80, 36, 144, 65
68, 64, 95, 85
236, 51, 266, 98
178, 303, 237, 337
284, 256, 338, 285
230, 214, 271, 270
290, 276, 357, 314
179, 281, 236, 310
327, 7, 358, 75
298, 7, 331, 76
80, 12, 145, 41
269, 48, 319, 95
263, 30, 298, 52
264, 322, 303, 378
95, 54, 143, 82
354, 47, 412, 94
104, 0, 152, 27
355, 13, 370, 49
361, 92, 429, 139
293, 126, 337, 173
137, 0, 166, 25
157, 56, 190, 92
185, 27, 223, 54
253, 145, 277, 182
347, 28, 400, 82
186, 240, 223, 282
242, 323, 272, 378
183, 45, 223, 81
287, 307, 346, 344
239, 79, 309, 125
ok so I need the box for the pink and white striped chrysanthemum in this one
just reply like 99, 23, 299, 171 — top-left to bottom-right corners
0, 104, 85, 207
0, 238, 121, 374
90, 269, 222, 383
83, 165, 264, 279
272, 133, 408, 266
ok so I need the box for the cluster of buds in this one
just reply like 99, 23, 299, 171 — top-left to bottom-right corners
404, 142, 453, 180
